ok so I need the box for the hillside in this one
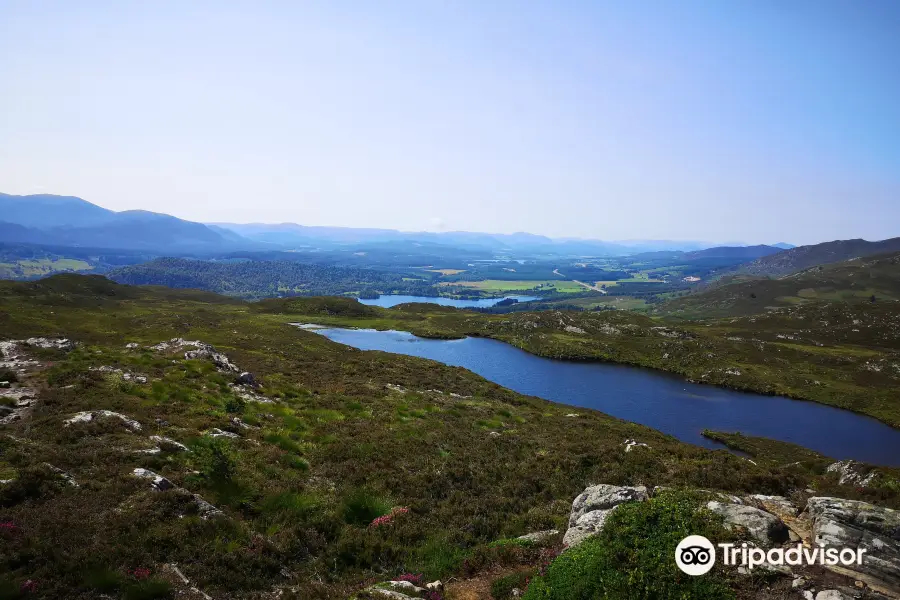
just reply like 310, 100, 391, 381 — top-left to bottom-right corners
737, 237, 900, 277
1, 275, 898, 599
655, 251, 900, 319
682, 245, 782, 260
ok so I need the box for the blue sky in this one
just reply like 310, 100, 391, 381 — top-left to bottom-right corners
1, 1, 898, 245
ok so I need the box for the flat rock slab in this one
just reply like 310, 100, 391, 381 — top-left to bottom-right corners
807, 497, 900, 591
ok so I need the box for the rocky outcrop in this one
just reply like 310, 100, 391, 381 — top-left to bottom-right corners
229, 384, 273, 404
0, 387, 36, 425
1, 338, 73, 371
184, 343, 240, 373
64, 410, 142, 431
807, 497, 900, 591
706, 500, 790, 545
236, 371, 258, 388
623, 438, 650, 452
358, 580, 432, 599
132, 468, 223, 519
92, 366, 148, 384
826, 460, 878, 487
151, 338, 202, 352
133, 467, 174, 491
206, 428, 240, 439
149, 435, 189, 452
44, 463, 78, 487
564, 484, 649, 547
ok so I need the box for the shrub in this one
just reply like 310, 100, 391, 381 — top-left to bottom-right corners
341, 488, 393, 526
191, 437, 237, 483
224, 395, 246, 414
0, 370, 17, 383
260, 492, 321, 525
0, 467, 64, 508
411, 537, 467, 581
522, 490, 735, 600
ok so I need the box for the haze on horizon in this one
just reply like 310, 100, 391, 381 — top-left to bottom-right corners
1, 1, 898, 247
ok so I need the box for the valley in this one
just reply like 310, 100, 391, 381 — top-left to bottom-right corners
1, 275, 899, 600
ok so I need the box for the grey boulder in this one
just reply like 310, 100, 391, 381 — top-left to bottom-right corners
564, 484, 649, 548
706, 501, 789, 545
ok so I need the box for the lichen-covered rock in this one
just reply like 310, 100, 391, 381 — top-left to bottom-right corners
806, 497, 900, 589
192, 494, 223, 519
24, 337, 74, 350
623, 438, 650, 452
815, 591, 853, 600
149, 435, 189, 452
64, 410, 142, 431
184, 343, 240, 373
569, 484, 649, 527
206, 428, 239, 439
564, 484, 649, 547
826, 460, 878, 487
517, 529, 559, 544
706, 501, 789, 545
133, 468, 173, 491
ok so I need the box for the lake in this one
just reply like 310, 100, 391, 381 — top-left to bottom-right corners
309, 327, 900, 466
358, 295, 540, 309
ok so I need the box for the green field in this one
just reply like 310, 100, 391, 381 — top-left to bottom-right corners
444, 279, 585, 293
0, 258, 94, 279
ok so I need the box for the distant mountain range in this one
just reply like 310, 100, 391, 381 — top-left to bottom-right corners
0, 193, 242, 253
1, 192, 793, 256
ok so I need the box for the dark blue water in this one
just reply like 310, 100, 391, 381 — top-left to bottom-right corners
358, 295, 539, 309
312, 327, 900, 467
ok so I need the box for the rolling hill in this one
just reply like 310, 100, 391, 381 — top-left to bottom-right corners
656, 251, 900, 318
737, 237, 900, 277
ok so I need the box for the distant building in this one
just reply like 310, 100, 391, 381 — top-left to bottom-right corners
683, 276, 701, 282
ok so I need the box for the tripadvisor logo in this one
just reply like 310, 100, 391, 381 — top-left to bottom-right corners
676, 535, 716, 575
675, 535, 867, 576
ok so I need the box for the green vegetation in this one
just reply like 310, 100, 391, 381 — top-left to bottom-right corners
522, 490, 736, 600
655, 251, 900, 319
0, 274, 898, 598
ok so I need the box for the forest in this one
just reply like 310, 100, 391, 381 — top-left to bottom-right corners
108, 258, 440, 299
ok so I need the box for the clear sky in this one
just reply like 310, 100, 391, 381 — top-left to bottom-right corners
1, 1, 898, 245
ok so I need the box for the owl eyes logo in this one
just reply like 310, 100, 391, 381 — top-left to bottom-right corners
675, 535, 716, 575
680, 546, 712, 565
